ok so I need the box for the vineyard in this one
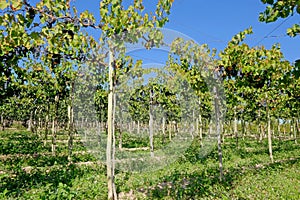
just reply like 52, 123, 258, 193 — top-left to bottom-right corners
0, 0, 300, 199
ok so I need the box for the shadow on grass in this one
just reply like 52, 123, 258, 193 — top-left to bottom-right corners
144, 167, 224, 199
234, 140, 299, 160
1, 151, 95, 171
143, 155, 300, 199
0, 130, 87, 155
0, 139, 46, 155
0, 164, 93, 197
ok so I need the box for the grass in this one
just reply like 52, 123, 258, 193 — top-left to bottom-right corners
0, 129, 299, 199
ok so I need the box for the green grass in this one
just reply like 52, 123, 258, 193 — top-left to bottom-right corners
0, 130, 299, 199
229, 160, 300, 199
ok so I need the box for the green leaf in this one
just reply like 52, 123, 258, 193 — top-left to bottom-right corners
287, 24, 300, 37
11, 0, 22, 10
30, 32, 39, 40
0, 1, 9, 9
297, 5, 300, 14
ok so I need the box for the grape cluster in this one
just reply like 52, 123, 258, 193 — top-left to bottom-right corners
48, 50, 87, 68
63, 49, 87, 62
28, 7, 35, 20
0, 45, 32, 63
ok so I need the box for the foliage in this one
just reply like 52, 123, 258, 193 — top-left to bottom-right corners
0, 0, 299, 199
259, 0, 300, 36
219, 27, 294, 122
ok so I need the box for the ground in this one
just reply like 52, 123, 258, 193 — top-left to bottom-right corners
0, 129, 299, 199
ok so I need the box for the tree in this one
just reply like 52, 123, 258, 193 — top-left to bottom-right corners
219, 28, 293, 163
259, 0, 300, 37
1, 0, 174, 198
97, 1, 174, 199
0, 0, 91, 160
168, 37, 226, 181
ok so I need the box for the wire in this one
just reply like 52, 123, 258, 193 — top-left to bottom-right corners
254, 16, 292, 46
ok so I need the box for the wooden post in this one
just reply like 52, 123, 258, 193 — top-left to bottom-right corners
234, 106, 238, 148
106, 50, 117, 200
162, 117, 165, 144
149, 87, 154, 157
214, 85, 223, 181
266, 94, 273, 163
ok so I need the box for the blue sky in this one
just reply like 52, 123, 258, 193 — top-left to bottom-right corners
74, 0, 299, 63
